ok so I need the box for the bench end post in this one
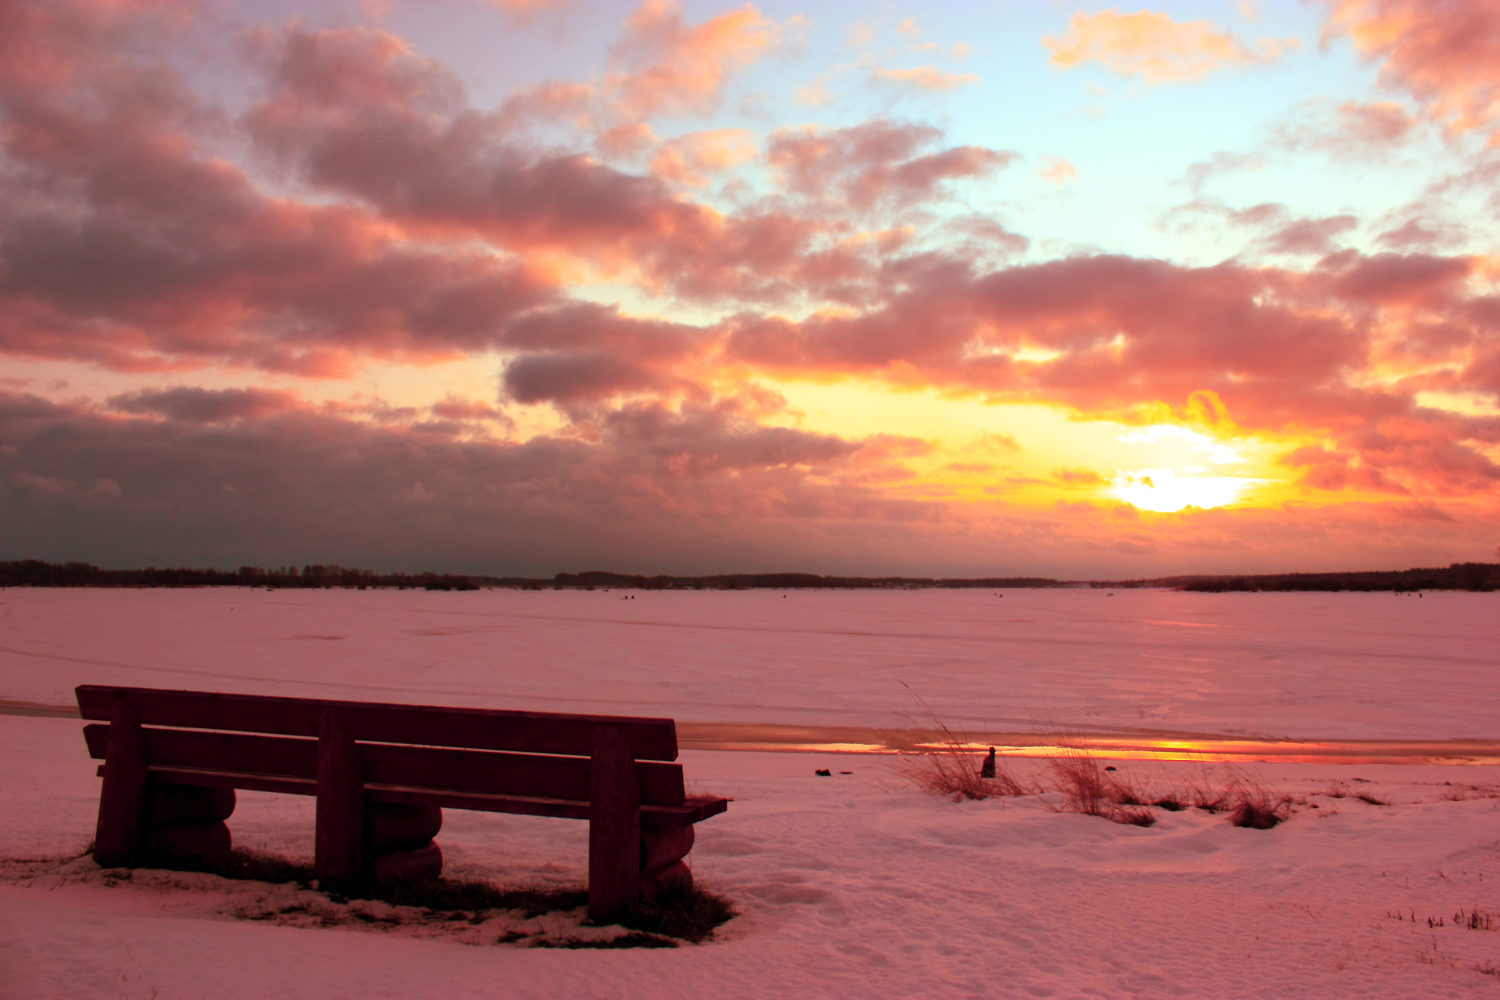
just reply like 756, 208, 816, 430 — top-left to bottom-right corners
588, 724, 641, 922
315, 709, 363, 893
94, 697, 148, 867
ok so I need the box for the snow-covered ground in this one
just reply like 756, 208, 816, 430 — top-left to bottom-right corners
3, 588, 1500, 997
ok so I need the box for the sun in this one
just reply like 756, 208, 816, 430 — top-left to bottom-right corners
1112, 468, 1261, 513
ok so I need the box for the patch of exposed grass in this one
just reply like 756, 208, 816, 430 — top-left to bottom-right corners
1356, 792, 1389, 806
533, 931, 679, 949
605, 881, 738, 944
367, 875, 587, 917
135, 845, 314, 887
133, 844, 588, 917
1112, 806, 1157, 827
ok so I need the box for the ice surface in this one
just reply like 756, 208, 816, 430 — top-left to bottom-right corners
2, 586, 1496, 739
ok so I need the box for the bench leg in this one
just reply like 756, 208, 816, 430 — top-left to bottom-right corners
94, 698, 148, 867
588, 724, 641, 922
315, 709, 363, 893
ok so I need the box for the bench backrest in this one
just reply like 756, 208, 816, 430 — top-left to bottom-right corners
76, 685, 687, 809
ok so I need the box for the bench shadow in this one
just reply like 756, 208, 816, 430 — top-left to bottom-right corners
126, 843, 737, 944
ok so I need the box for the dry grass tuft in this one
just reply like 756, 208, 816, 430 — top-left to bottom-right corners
1224, 773, 1293, 829
896, 682, 1032, 801
1460, 908, 1495, 931
1047, 745, 1155, 827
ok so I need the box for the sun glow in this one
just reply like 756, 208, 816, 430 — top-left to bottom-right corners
1112, 468, 1262, 512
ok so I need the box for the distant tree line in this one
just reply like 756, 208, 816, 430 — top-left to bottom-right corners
1096, 562, 1499, 593
0, 560, 495, 591
550, 571, 1065, 590
3, 559, 1496, 592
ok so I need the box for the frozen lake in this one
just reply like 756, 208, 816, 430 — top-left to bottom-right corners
2, 586, 1495, 744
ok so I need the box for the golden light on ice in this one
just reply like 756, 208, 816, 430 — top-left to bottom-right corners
1112, 468, 1260, 512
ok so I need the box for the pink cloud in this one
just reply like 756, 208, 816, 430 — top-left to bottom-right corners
1321, 0, 1500, 140
1260, 215, 1358, 255
1274, 99, 1420, 158
767, 120, 1017, 210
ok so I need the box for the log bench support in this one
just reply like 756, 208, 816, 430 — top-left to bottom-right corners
78, 685, 728, 921
93, 699, 147, 867
588, 725, 640, 920
314, 710, 363, 893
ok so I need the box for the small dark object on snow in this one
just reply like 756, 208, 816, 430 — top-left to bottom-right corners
840, 771, 853, 775
1104, 766, 1116, 771
980, 747, 996, 779
815, 769, 831, 777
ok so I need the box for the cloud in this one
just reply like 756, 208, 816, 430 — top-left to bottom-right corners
479, 0, 568, 25
1044, 9, 1296, 83
1320, 0, 1500, 141
1038, 156, 1077, 185
721, 247, 1500, 498
874, 67, 979, 91
495, 301, 710, 408
649, 128, 757, 187
1274, 99, 1419, 159
767, 120, 1017, 210
1259, 214, 1358, 255
0, 12, 561, 374
9, 386, 1497, 577
1176, 151, 1266, 193
608, 1, 785, 120
0, 388, 944, 574
1054, 468, 1105, 486
109, 387, 300, 423
242, 23, 880, 307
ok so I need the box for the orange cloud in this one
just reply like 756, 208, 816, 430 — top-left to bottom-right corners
1044, 9, 1296, 83
1038, 156, 1077, 185
609, 1, 785, 120
874, 66, 979, 91
650, 129, 758, 187
1321, 0, 1500, 141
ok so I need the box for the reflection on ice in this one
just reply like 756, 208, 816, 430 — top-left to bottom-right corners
677, 722, 1500, 764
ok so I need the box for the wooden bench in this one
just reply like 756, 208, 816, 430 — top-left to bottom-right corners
76, 685, 728, 919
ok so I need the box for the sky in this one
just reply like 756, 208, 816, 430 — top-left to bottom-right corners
1, 0, 1498, 579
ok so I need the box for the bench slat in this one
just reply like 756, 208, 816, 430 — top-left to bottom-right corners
102, 765, 318, 797
118, 767, 724, 827
85, 724, 688, 807
363, 786, 726, 828
361, 742, 686, 807
76, 686, 678, 761
85, 724, 318, 779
